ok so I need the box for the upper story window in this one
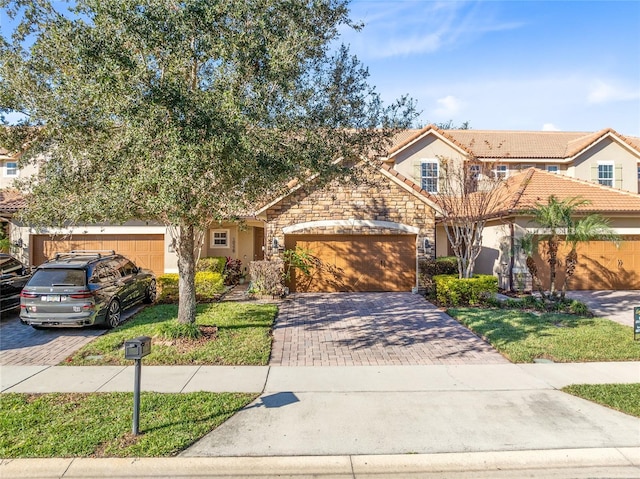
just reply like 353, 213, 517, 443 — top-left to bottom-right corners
420, 159, 439, 193
3, 161, 18, 177
210, 229, 229, 248
546, 165, 559, 174
493, 164, 508, 179
597, 162, 614, 187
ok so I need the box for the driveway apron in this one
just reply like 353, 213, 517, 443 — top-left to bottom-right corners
269, 292, 507, 366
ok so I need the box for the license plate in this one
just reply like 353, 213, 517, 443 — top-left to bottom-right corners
42, 295, 61, 302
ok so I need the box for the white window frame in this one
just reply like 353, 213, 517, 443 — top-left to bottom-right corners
597, 161, 614, 187
546, 165, 559, 174
420, 159, 439, 193
3, 161, 18, 177
493, 164, 508, 179
209, 229, 230, 248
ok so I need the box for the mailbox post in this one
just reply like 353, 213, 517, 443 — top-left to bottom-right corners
124, 336, 151, 435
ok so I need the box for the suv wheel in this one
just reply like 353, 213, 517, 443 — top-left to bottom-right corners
144, 280, 157, 304
106, 299, 121, 329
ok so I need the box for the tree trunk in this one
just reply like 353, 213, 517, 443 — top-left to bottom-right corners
547, 236, 559, 297
561, 248, 578, 301
176, 224, 197, 324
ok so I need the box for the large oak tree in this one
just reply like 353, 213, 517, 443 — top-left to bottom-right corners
0, 0, 416, 323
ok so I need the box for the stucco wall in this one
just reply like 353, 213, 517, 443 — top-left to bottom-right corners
572, 138, 639, 193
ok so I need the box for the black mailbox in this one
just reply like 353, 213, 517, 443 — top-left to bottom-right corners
124, 336, 152, 360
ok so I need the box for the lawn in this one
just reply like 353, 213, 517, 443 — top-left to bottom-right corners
447, 307, 640, 363
562, 384, 640, 418
65, 302, 278, 366
0, 392, 257, 458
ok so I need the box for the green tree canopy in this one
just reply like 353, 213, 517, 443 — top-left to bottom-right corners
0, 0, 416, 323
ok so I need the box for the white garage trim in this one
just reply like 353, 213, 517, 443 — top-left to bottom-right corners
282, 219, 419, 234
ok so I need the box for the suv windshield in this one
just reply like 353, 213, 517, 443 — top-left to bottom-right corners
29, 269, 86, 287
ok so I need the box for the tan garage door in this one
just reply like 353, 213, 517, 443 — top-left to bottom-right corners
534, 236, 640, 290
32, 234, 165, 276
284, 234, 416, 292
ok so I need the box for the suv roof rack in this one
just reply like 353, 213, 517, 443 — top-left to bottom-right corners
53, 250, 116, 261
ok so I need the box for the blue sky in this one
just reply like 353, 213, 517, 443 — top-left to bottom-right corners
338, 0, 640, 136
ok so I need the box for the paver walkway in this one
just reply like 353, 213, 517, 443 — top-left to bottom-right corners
270, 292, 507, 366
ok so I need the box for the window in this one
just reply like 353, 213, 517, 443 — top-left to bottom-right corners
420, 160, 439, 193
597, 162, 614, 187
4, 162, 17, 177
210, 229, 229, 248
493, 165, 508, 179
546, 165, 559, 174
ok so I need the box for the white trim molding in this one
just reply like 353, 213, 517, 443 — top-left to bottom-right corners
282, 219, 420, 234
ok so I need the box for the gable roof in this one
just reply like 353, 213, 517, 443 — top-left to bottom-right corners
387, 126, 640, 161
494, 168, 640, 216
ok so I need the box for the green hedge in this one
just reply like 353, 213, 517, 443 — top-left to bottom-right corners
434, 274, 498, 306
196, 257, 226, 274
157, 272, 225, 303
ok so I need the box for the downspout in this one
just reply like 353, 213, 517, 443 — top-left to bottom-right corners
509, 221, 515, 292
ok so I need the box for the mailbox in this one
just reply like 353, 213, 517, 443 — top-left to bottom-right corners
124, 336, 152, 360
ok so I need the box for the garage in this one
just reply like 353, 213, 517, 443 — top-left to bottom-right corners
31, 234, 165, 276
534, 236, 640, 290
284, 234, 416, 292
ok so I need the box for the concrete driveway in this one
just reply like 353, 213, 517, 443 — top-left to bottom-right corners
565, 290, 640, 327
270, 292, 507, 366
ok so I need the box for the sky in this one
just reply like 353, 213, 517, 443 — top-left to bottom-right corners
337, 0, 640, 136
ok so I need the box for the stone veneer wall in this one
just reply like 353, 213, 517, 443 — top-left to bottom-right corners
265, 167, 436, 265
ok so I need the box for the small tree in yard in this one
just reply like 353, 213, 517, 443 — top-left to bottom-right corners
436, 157, 508, 279
0, 0, 416, 324
527, 195, 619, 300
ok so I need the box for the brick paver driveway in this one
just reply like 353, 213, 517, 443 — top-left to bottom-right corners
270, 292, 507, 366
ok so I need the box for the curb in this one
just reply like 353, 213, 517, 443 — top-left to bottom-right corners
2, 448, 639, 478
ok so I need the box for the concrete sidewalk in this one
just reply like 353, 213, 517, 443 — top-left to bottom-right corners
1, 362, 639, 477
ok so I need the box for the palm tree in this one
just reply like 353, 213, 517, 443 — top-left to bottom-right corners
561, 214, 619, 299
517, 233, 546, 298
529, 196, 587, 298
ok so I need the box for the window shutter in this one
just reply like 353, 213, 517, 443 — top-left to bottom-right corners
591, 165, 598, 182
615, 164, 623, 189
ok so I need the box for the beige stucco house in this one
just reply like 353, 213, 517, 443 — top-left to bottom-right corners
3, 125, 640, 291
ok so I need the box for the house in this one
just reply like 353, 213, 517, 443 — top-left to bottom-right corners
478, 168, 640, 290
2, 125, 640, 291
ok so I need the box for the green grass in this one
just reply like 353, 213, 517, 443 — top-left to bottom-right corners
447, 307, 640, 363
0, 392, 257, 458
562, 384, 640, 418
65, 303, 277, 366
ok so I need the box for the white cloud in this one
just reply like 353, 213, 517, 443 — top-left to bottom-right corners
542, 123, 561, 131
588, 80, 640, 104
434, 95, 464, 117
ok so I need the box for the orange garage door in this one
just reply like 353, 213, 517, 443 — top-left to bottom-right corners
534, 236, 640, 290
284, 234, 416, 292
31, 234, 165, 276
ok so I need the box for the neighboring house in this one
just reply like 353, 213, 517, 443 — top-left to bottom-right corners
477, 168, 640, 290
2, 125, 639, 291
0, 149, 38, 190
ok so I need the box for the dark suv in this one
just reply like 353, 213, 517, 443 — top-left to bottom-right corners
1, 254, 32, 315
20, 251, 156, 329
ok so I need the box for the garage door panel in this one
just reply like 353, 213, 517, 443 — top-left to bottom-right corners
534, 237, 640, 290
285, 234, 415, 292
32, 234, 165, 276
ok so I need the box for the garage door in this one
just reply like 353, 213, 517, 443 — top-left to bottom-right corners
31, 234, 165, 276
534, 236, 640, 290
284, 234, 416, 292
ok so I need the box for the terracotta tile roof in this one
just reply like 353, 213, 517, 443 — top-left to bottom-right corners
0, 190, 26, 213
388, 126, 640, 160
495, 168, 640, 215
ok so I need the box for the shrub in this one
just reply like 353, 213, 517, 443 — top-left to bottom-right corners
419, 256, 460, 293
434, 274, 498, 306
248, 259, 285, 297
157, 272, 225, 303
157, 320, 202, 340
224, 257, 243, 285
569, 299, 590, 316
196, 257, 226, 274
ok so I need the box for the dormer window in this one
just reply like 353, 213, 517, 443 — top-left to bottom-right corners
597, 162, 614, 187
420, 159, 439, 193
